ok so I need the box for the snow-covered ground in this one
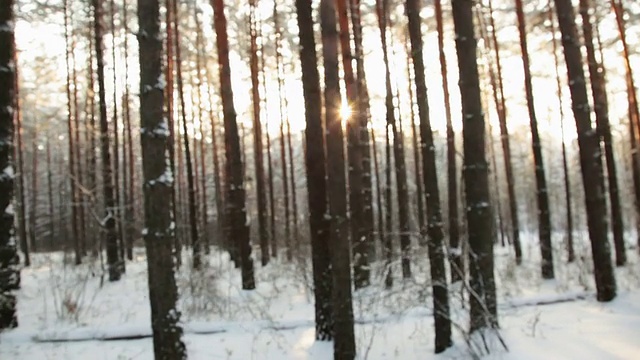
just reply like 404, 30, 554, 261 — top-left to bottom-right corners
1, 232, 639, 359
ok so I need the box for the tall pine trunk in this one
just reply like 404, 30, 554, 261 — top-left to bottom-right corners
487, 0, 521, 262
349, 0, 375, 264
580, 0, 625, 266
93, 0, 121, 281
0, 0, 20, 328
435, 0, 461, 283
64, 0, 80, 265
249, 0, 269, 266
173, 0, 200, 269
553, 0, 616, 301
548, 1, 574, 262
295, 0, 333, 339
611, 0, 640, 253
451, 0, 498, 332
337, 0, 369, 288
137, 0, 187, 355
406, 0, 451, 351
320, 0, 356, 356
515, 0, 554, 278
211, 0, 255, 289
273, 0, 291, 261
378, 0, 410, 282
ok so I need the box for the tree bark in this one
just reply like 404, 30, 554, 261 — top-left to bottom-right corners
580, 0, 625, 266
515, 0, 554, 279
172, 0, 200, 270
487, 0, 521, 262
295, 0, 333, 340
249, 0, 269, 266
211, 0, 255, 289
273, 0, 291, 261
451, 0, 498, 332
548, 1, 574, 262
435, 0, 461, 283
378, 0, 412, 283
0, 0, 20, 328
137, 0, 187, 355
349, 0, 375, 264
406, 0, 452, 351
93, 0, 122, 280
64, 0, 80, 265
320, 0, 356, 357
553, 0, 616, 301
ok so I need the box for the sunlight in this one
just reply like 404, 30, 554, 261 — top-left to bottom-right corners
340, 102, 352, 121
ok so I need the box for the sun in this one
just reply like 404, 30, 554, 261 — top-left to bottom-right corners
340, 102, 352, 121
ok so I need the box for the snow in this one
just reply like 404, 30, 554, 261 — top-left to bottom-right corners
1, 232, 640, 359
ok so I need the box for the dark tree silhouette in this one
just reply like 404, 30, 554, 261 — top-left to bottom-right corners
211, 0, 255, 289
137, 0, 187, 356
515, 0, 554, 279
553, 0, 616, 301
451, 0, 498, 332
407, 0, 452, 351
93, 0, 121, 281
580, 0, 625, 266
321, 0, 356, 357
295, 0, 333, 340
0, 0, 20, 329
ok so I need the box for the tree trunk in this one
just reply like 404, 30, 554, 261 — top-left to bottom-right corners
0, 0, 20, 328
378, 0, 411, 281
64, 0, 80, 265
435, 0, 461, 283
553, 0, 616, 301
122, 0, 134, 261
211, 0, 255, 289
13, 63, 28, 267
295, 0, 333, 340
451, 0, 498, 332
248, 0, 269, 266
46, 138, 55, 251
206, 79, 225, 252
320, 0, 356, 357
29, 137, 38, 253
515, 0, 554, 279
172, 0, 200, 270
165, 0, 181, 265
137, 0, 187, 355
405, 53, 425, 248
337, 0, 369, 288
610, 0, 640, 254
548, 1, 574, 262
406, 0, 452, 351
109, 0, 124, 268
258, 17, 276, 262
370, 126, 385, 266
93, 0, 121, 281
85, 12, 99, 257
349, 0, 375, 264
487, 0, 521, 262
384, 115, 394, 289
273, 0, 291, 261
286, 104, 299, 261
580, 0, 625, 266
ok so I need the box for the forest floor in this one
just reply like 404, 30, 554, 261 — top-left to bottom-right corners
1, 232, 640, 359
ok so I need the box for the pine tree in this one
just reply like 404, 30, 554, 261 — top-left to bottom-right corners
321, 0, 356, 356
553, 0, 616, 301
211, 0, 255, 289
138, 0, 187, 356
515, 0, 554, 279
451, 0, 498, 331
0, 0, 20, 329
